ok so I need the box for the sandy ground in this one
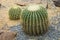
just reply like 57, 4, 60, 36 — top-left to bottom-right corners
0, 0, 23, 28
0, 0, 60, 29
0, 7, 21, 28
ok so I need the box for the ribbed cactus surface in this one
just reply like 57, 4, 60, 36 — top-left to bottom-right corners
22, 4, 49, 35
9, 6, 21, 20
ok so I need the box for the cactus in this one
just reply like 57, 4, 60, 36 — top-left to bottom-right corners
22, 4, 49, 35
9, 6, 21, 20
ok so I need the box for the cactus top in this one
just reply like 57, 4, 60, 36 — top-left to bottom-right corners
27, 4, 44, 11
10, 5, 21, 9
12, 6, 19, 9
28, 4, 40, 11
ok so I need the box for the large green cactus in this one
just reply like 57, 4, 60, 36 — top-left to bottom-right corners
9, 6, 21, 20
22, 4, 49, 35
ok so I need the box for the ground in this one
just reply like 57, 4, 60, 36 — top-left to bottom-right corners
0, 0, 60, 40
0, 0, 60, 27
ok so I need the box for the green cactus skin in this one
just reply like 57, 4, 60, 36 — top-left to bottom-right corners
9, 6, 21, 20
22, 4, 49, 35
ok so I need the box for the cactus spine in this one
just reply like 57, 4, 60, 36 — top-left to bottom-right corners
22, 4, 49, 35
9, 6, 21, 20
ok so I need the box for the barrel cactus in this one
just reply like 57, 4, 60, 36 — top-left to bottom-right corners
22, 4, 49, 35
9, 6, 21, 20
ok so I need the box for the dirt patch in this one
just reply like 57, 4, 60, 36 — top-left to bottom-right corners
0, 0, 60, 29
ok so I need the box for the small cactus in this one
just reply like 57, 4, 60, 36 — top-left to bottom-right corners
9, 6, 21, 20
22, 4, 49, 35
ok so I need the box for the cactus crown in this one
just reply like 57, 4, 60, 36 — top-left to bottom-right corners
22, 4, 49, 35
28, 4, 40, 11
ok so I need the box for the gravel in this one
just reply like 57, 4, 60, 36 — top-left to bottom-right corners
9, 23, 60, 40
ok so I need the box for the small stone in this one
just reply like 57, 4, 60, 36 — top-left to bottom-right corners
57, 23, 60, 31
58, 38, 60, 40
53, 0, 60, 7
0, 4, 1, 7
0, 30, 17, 40
28, 38, 37, 40
45, 37, 50, 40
